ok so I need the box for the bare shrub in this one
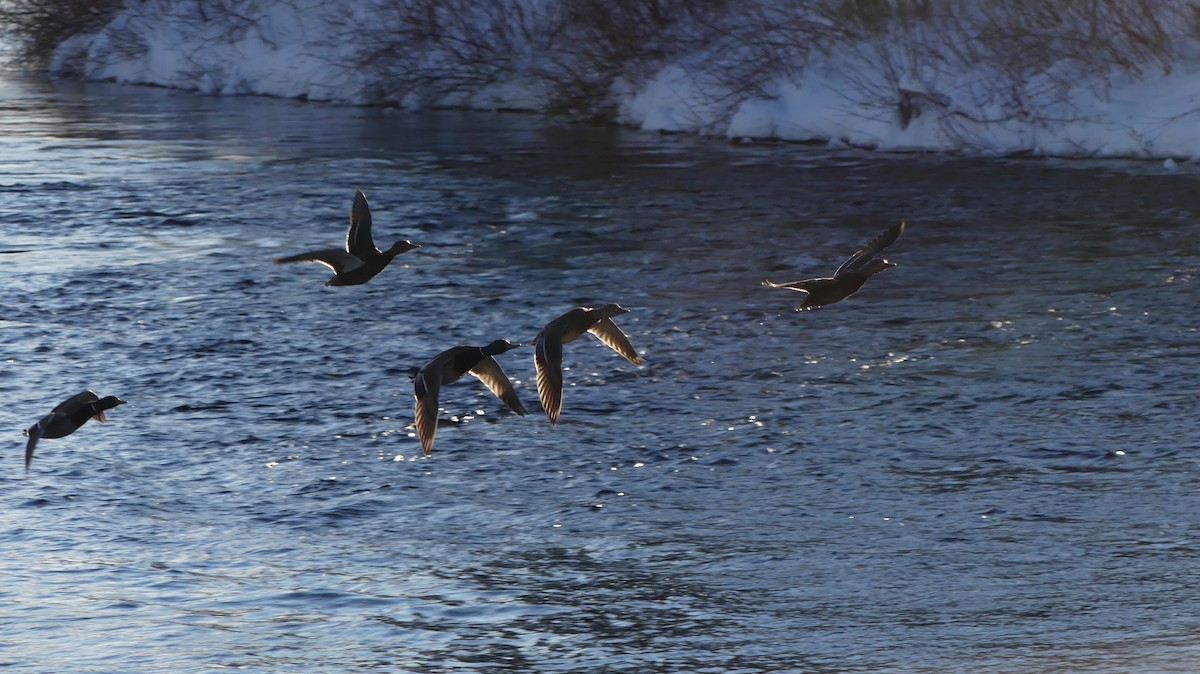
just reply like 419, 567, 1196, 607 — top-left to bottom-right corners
317, 0, 733, 119
0, 0, 125, 63
819, 0, 934, 38
543, 0, 731, 120
973, 0, 1188, 78
136, 0, 275, 90
317, 0, 568, 107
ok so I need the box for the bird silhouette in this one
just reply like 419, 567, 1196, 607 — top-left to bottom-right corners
763, 221, 906, 310
275, 187, 419, 286
24, 390, 126, 472
533, 304, 645, 425
412, 340, 526, 455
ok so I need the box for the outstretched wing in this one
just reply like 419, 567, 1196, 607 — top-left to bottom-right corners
24, 416, 48, 472
413, 370, 441, 456
588, 318, 645, 365
274, 248, 365, 274
761, 276, 833, 293
470, 356, 527, 416
346, 188, 378, 257
834, 221, 906, 276
534, 333, 564, 425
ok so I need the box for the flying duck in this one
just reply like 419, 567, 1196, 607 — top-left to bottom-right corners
412, 340, 526, 455
23, 390, 126, 472
762, 221, 906, 310
274, 187, 419, 286
533, 303, 645, 425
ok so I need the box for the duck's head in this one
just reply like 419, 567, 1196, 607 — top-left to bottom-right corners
862, 258, 896, 276
482, 339, 523, 356
98, 396, 127, 409
387, 240, 421, 255
593, 303, 630, 318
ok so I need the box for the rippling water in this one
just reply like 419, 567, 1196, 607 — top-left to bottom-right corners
3, 64, 1200, 674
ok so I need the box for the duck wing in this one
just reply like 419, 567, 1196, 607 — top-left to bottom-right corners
834, 221, 906, 276
346, 188, 379, 257
412, 368, 441, 456
23, 415, 50, 472
761, 276, 836, 293
534, 333, 564, 425
469, 356, 527, 416
588, 318, 645, 365
274, 248, 365, 274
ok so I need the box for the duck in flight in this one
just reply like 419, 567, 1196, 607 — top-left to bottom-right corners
533, 303, 645, 425
412, 340, 526, 455
275, 188, 419, 286
23, 390, 126, 472
762, 221, 906, 310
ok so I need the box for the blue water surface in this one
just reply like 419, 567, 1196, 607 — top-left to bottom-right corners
2, 65, 1200, 673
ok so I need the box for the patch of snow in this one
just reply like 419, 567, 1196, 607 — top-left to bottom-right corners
44, 0, 1200, 159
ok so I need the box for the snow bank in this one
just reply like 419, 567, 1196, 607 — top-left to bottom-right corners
713, 45, 1200, 159
52, 2, 351, 100
46, 0, 1200, 159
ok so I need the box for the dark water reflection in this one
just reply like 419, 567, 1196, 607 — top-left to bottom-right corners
2, 66, 1200, 673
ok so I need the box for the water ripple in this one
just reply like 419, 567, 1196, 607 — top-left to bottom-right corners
2, 68, 1200, 674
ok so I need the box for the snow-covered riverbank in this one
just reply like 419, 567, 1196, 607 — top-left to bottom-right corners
41, 0, 1200, 159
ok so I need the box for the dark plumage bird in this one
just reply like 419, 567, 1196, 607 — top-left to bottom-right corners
762, 221, 906, 310
412, 340, 526, 456
274, 187, 419, 286
23, 390, 126, 472
533, 303, 645, 425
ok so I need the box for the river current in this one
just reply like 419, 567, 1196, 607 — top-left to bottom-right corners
2, 66, 1200, 673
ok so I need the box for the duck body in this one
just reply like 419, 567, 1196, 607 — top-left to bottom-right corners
274, 188, 419, 286
413, 340, 526, 455
763, 221, 905, 310
533, 303, 645, 425
762, 267, 878, 310
24, 390, 126, 471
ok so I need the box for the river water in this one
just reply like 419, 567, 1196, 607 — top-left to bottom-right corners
2, 64, 1200, 674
